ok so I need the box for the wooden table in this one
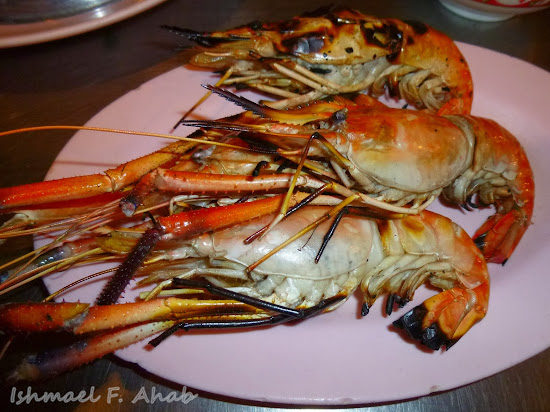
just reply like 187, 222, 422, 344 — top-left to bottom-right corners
1, 0, 549, 410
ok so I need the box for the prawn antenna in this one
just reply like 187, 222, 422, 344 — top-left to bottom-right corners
201, 84, 271, 117
160, 26, 248, 47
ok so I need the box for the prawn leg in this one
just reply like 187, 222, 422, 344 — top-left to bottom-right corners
119, 168, 325, 217
2, 296, 270, 382
0, 130, 204, 210
6, 321, 176, 383
0, 297, 272, 334
0, 285, 344, 382
473, 202, 531, 265
150, 278, 345, 346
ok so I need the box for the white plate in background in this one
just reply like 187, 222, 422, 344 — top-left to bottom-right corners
0, 0, 168, 48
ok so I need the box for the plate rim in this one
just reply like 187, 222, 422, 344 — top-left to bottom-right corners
0, 0, 168, 48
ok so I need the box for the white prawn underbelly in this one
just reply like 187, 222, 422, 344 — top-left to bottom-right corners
192, 206, 382, 307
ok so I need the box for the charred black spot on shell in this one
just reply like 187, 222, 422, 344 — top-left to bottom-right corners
421, 323, 451, 350
394, 303, 457, 351
393, 305, 428, 341
331, 108, 348, 123
244, 20, 265, 32
361, 28, 385, 48
474, 233, 487, 251
385, 24, 404, 61
376, 219, 390, 237
345, 47, 354, 54
360, 22, 403, 62
310, 66, 332, 75
402, 20, 429, 35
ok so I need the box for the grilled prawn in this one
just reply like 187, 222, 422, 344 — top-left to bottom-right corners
0, 205, 489, 381
0, 90, 534, 265
179, 88, 534, 263
164, 7, 473, 114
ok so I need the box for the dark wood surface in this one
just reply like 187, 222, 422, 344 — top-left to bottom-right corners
1, 0, 549, 410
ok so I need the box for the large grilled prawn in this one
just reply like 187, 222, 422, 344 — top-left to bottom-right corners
0, 89, 534, 265
164, 7, 473, 114
0, 204, 489, 381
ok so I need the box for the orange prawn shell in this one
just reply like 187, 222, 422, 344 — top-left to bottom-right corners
195, 9, 398, 66
388, 18, 473, 114
464, 116, 534, 215
190, 8, 473, 114
337, 107, 473, 192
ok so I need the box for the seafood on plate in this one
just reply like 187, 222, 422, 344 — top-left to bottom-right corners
0, 89, 533, 266
0, 202, 490, 381
0, 68, 533, 380
178, 88, 534, 263
164, 7, 473, 114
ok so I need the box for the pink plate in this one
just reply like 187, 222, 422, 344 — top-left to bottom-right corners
41, 43, 549, 405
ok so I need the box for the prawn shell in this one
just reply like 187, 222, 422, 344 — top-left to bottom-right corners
344, 108, 473, 191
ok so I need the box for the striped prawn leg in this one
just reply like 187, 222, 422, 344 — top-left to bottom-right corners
0, 297, 271, 382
